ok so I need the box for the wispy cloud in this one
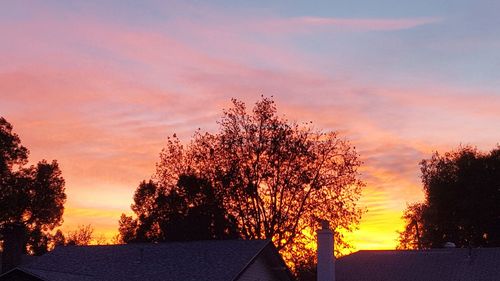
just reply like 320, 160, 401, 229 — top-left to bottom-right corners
1, 1, 497, 250
252, 16, 442, 33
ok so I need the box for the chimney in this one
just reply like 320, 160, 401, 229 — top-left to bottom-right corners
1, 224, 26, 274
317, 220, 335, 281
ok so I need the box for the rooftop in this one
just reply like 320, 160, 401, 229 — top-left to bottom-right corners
337, 248, 500, 281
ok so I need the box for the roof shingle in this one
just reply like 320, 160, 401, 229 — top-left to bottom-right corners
337, 248, 500, 281
19, 240, 271, 281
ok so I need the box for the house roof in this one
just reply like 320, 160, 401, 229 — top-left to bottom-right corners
336, 248, 500, 281
3, 240, 290, 281
0, 253, 38, 274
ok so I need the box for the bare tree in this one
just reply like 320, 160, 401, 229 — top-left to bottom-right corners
66, 224, 94, 246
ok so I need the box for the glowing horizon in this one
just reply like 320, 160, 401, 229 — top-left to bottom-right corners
2, 0, 500, 249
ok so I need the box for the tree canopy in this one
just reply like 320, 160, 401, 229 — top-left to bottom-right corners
0, 117, 66, 255
119, 177, 239, 243
65, 224, 95, 246
119, 97, 364, 269
52, 225, 107, 247
398, 146, 500, 249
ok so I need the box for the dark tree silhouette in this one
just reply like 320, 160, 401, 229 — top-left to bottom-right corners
397, 203, 425, 250
52, 229, 66, 247
398, 146, 500, 249
0, 117, 66, 255
66, 224, 95, 246
119, 97, 364, 270
0, 118, 28, 176
50, 225, 98, 247
119, 176, 239, 243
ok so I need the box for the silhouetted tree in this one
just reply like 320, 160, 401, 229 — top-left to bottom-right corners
52, 230, 66, 247
119, 176, 239, 243
0, 118, 28, 176
50, 225, 100, 247
294, 254, 317, 281
398, 146, 500, 249
397, 203, 425, 250
0, 117, 66, 255
66, 224, 94, 246
118, 214, 138, 243
119, 97, 364, 270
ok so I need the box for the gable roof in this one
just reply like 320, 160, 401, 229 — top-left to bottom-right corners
336, 248, 500, 281
0, 253, 38, 275
3, 240, 291, 281
0, 267, 46, 281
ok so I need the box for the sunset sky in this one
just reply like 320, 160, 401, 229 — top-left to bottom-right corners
1, 0, 500, 250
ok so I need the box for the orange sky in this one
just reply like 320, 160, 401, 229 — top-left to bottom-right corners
1, 1, 500, 250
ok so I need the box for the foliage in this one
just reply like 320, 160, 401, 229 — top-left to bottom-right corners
119, 97, 364, 270
50, 225, 100, 248
0, 117, 66, 255
0, 118, 28, 176
66, 224, 94, 246
396, 203, 426, 249
52, 229, 66, 247
294, 253, 317, 281
398, 146, 500, 249
119, 176, 239, 243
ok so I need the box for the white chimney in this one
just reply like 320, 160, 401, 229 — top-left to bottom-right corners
317, 220, 335, 281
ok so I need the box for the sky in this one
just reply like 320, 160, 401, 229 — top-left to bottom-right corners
1, 0, 500, 250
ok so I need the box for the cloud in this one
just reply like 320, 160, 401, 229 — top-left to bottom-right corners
1, 2, 497, 251
251, 16, 442, 33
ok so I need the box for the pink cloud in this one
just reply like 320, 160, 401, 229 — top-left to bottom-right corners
0, 5, 496, 251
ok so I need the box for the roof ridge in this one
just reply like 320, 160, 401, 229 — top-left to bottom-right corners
55, 239, 269, 249
0, 267, 49, 281
230, 240, 272, 281
22, 266, 96, 277
14, 239, 285, 281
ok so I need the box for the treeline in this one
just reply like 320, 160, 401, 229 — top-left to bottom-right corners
0, 97, 365, 276
3, 96, 499, 278
0, 117, 65, 255
398, 146, 500, 249
0, 118, 109, 254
